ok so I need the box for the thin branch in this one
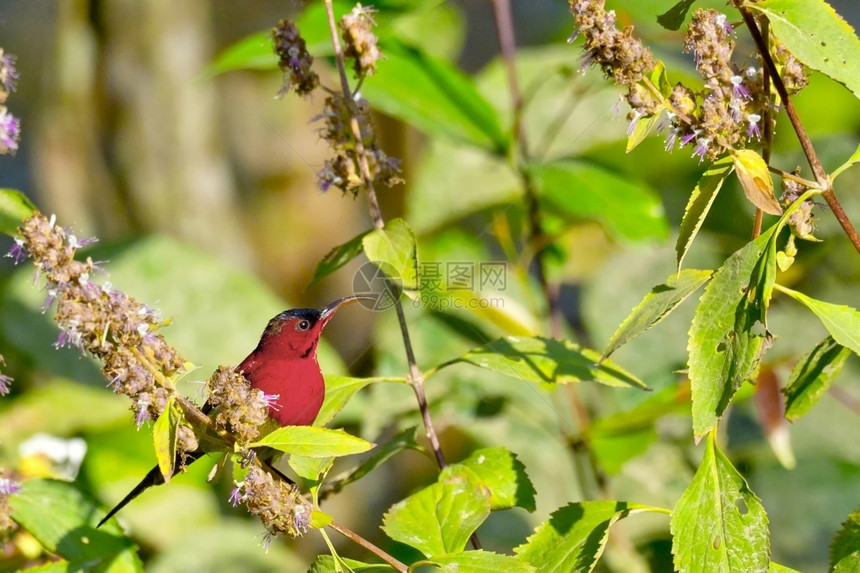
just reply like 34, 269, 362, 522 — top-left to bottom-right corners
766, 165, 821, 190
738, 4, 860, 253
752, 16, 773, 240
329, 521, 409, 572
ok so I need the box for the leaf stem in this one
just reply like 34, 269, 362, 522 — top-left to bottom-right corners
328, 521, 408, 571
738, 4, 860, 253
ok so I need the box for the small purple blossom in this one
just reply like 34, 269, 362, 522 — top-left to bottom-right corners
67, 234, 98, 250
0, 108, 21, 155
747, 113, 762, 140
716, 13, 734, 35
261, 392, 281, 412
0, 477, 21, 495
0, 52, 18, 93
731, 76, 751, 100
665, 128, 679, 152
135, 397, 151, 429
692, 137, 710, 163
745, 67, 759, 80
0, 374, 12, 395
260, 531, 275, 554
42, 288, 58, 312
229, 484, 243, 507
293, 504, 310, 534
6, 238, 27, 264
681, 129, 700, 147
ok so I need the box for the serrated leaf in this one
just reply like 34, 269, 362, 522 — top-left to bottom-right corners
832, 142, 860, 181
769, 563, 802, 573
424, 551, 536, 573
670, 432, 770, 573
316, 375, 406, 427
732, 149, 782, 216
249, 426, 374, 458
626, 112, 664, 152
677, 156, 734, 271
10, 479, 143, 572
362, 218, 419, 296
320, 426, 421, 500
777, 286, 860, 355
783, 336, 851, 421
688, 226, 778, 437
531, 160, 669, 243
382, 471, 490, 557
312, 231, 371, 283
0, 188, 37, 237
438, 336, 648, 391
515, 501, 656, 572
602, 269, 712, 360
657, 0, 698, 31
308, 556, 395, 573
750, 0, 860, 100
447, 447, 536, 512
831, 505, 860, 572
152, 395, 181, 483
362, 39, 508, 153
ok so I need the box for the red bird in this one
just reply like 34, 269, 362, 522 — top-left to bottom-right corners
98, 295, 367, 527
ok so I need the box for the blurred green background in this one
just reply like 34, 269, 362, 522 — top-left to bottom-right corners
0, 1, 858, 571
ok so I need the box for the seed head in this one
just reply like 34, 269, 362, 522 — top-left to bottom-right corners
241, 465, 312, 538
340, 4, 381, 78
273, 20, 319, 97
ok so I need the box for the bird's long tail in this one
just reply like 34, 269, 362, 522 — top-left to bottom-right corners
97, 450, 205, 528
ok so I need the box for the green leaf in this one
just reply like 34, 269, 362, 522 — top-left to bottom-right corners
670, 432, 770, 573
320, 426, 421, 500
783, 336, 851, 421
362, 39, 508, 153
438, 336, 648, 391
626, 111, 664, 153
731, 149, 782, 215
831, 142, 860, 181
437, 290, 540, 337
530, 160, 669, 243
750, 0, 860, 100
424, 551, 536, 573
249, 426, 374, 458
287, 455, 334, 484
657, 0, 698, 31
515, 501, 657, 572
152, 395, 181, 483
204, 31, 276, 78
448, 447, 536, 512
362, 218, 419, 296
676, 156, 734, 271
310, 510, 333, 529
777, 285, 860, 355
769, 563, 802, 573
312, 231, 371, 283
0, 188, 37, 237
10, 479, 143, 572
309, 556, 395, 573
831, 505, 860, 572
382, 471, 491, 557
688, 226, 778, 438
602, 269, 712, 360
317, 375, 406, 427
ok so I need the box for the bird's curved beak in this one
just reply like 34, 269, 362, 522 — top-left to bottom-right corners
319, 295, 374, 320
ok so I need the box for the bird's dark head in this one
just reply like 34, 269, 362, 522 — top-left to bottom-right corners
258, 295, 371, 359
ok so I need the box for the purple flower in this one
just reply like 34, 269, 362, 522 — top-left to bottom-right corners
229, 485, 243, 507
692, 137, 710, 163
716, 14, 734, 35
0, 374, 12, 395
0, 477, 21, 495
293, 504, 310, 534
665, 128, 679, 152
747, 113, 762, 140
260, 531, 274, 554
261, 392, 281, 412
0, 108, 21, 155
135, 398, 150, 429
731, 76, 751, 100
1, 52, 18, 93
6, 238, 27, 264
42, 288, 58, 312
680, 129, 700, 147
627, 111, 642, 137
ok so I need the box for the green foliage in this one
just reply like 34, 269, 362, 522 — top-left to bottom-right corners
313, 231, 371, 283
676, 156, 734, 271
152, 395, 181, 483
0, 188, 36, 237
777, 285, 860, 355
249, 426, 374, 457
10, 479, 144, 572
731, 149, 782, 216
515, 501, 660, 572
362, 218, 419, 296
420, 550, 535, 572
670, 432, 770, 573
449, 447, 536, 512
750, 0, 860, 100
831, 142, 860, 181
831, 505, 860, 572
317, 375, 407, 426
308, 556, 395, 572
783, 336, 851, 421
438, 335, 648, 390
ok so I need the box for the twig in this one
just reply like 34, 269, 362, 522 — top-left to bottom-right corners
738, 4, 860, 253
329, 521, 409, 572
766, 165, 821, 190
752, 16, 773, 240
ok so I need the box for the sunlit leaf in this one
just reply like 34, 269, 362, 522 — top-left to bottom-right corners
677, 156, 734, 271
316, 375, 406, 427
249, 426, 374, 458
10, 479, 144, 572
831, 505, 860, 573
362, 218, 419, 296
515, 501, 659, 572
777, 285, 860, 355
626, 112, 664, 153
448, 447, 536, 512
424, 551, 536, 573
152, 395, 181, 483
670, 432, 770, 573
688, 226, 778, 438
287, 455, 334, 484
531, 160, 669, 243
602, 269, 712, 360
0, 188, 36, 237
731, 149, 782, 215
309, 556, 395, 573
438, 336, 648, 391
312, 231, 371, 283
204, 31, 275, 78
382, 470, 490, 557
783, 336, 851, 421
750, 0, 860, 100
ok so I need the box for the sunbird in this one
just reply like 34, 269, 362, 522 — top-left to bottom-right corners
97, 295, 369, 527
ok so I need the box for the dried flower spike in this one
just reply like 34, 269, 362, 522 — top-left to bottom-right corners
240, 465, 312, 538
273, 19, 319, 97
205, 366, 269, 447
340, 4, 381, 78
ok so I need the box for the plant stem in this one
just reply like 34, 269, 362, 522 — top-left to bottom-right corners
329, 521, 408, 572
323, 0, 480, 549
738, 4, 860, 253
752, 16, 773, 240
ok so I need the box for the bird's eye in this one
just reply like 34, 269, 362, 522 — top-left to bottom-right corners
296, 319, 311, 331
